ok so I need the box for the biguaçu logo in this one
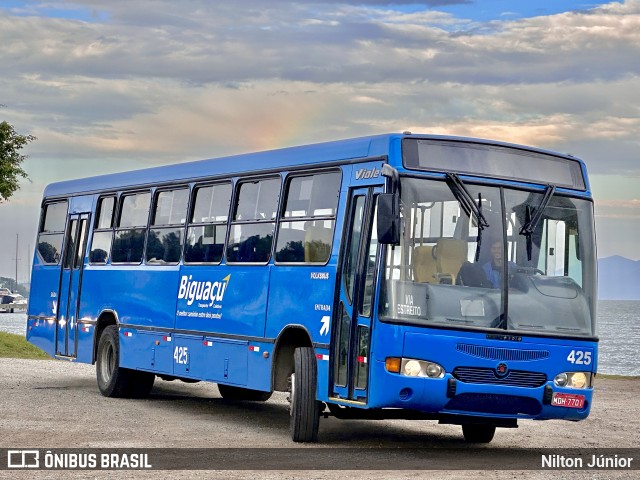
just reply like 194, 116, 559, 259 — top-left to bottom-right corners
178, 274, 230, 307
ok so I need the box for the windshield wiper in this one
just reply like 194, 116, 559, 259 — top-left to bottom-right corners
519, 184, 556, 261
446, 173, 489, 229
446, 173, 489, 261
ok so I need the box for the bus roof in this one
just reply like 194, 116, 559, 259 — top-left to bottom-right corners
42, 133, 585, 198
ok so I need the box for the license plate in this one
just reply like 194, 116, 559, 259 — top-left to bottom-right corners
551, 392, 585, 409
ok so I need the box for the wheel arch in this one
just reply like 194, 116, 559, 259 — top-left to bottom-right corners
92, 309, 119, 365
271, 325, 313, 392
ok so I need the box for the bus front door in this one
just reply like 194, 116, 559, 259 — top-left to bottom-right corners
331, 187, 380, 404
56, 214, 90, 357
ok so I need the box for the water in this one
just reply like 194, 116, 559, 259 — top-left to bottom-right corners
596, 300, 640, 376
1, 312, 27, 336
2, 301, 638, 375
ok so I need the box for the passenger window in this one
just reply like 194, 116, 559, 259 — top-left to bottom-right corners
147, 188, 188, 265
37, 201, 68, 264
96, 196, 115, 229
90, 196, 115, 264
184, 183, 232, 264
42, 202, 68, 232
275, 171, 340, 263
227, 178, 281, 263
119, 192, 151, 228
111, 192, 150, 264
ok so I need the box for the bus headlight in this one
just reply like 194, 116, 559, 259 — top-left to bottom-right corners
386, 358, 445, 378
554, 372, 593, 389
404, 360, 422, 376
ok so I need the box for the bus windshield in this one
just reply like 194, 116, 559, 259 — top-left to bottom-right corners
380, 176, 597, 337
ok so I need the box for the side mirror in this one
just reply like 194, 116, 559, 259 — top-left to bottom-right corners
377, 193, 400, 245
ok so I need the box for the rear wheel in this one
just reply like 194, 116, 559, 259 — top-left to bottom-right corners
462, 424, 496, 443
289, 347, 321, 442
96, 325, 154, 398
218, 384, 272, 402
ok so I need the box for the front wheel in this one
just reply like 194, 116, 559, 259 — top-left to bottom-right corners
289, 347, 321, 442
461, 424, 496, 443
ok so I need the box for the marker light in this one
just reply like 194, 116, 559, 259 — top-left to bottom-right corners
554, 372, 593, 389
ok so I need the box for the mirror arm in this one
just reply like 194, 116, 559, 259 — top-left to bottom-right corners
382, 164, 400, 195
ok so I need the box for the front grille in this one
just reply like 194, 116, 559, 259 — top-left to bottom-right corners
452, 366, 547, 388
456, 344, 549, 361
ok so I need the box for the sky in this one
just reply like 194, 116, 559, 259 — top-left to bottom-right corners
0, 0, 638, 282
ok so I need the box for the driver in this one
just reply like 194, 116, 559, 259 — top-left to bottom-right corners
482, 240, 515, 288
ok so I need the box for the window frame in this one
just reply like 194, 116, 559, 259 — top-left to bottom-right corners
146, 186, 189, 266
89, 195, 117, 265
226, 175, 282, 265
274, 170, 342, 266
183, 181, 232, 265
110, 190, 151, 265
36, 200, 69, 265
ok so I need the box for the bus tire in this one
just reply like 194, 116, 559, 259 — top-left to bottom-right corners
96, 325, 153, 398
218, 384, 272, 402
289, 347, 320, 443
461, 424, 496, 443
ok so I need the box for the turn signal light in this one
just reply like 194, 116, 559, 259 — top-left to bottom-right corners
385, 357, 401, 373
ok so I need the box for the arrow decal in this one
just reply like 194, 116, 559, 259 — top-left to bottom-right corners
320, 316, 330, 336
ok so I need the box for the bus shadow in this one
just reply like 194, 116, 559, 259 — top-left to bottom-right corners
144, 381, 471, 447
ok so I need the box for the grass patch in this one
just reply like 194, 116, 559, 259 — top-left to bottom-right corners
0, 332, 50, 359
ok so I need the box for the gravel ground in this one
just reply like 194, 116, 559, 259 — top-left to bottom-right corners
0, 358, 638, 479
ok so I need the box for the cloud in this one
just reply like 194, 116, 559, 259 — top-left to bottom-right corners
1, 1, 640, 271
1, 1, 638, 173
3, 1, 637, 85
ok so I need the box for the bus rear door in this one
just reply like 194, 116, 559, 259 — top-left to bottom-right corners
56, 213, 90, 357
331, 186, 380, 403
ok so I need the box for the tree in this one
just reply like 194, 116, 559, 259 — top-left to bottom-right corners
0, 114, 35, 202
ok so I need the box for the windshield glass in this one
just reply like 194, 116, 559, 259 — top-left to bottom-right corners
379, 177, 596, 337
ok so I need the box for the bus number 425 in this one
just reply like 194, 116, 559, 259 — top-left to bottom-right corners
174, 346, 189, 365
567, 350, 591, 365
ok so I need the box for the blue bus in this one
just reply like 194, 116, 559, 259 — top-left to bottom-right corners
27, 133, 597, 443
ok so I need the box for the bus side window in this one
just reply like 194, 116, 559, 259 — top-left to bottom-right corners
227, 178, 281, 263
111, 191, 150, 264
274, 171, 341, 264
184, 182, 232, 264
37, 201, 68, 264
146, 188, 189, 265
89, 196, 115, 264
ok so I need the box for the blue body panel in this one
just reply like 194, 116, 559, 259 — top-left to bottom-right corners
26, 133, 596, 427
367, 322, 596, 420
85, 266, 178, 329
